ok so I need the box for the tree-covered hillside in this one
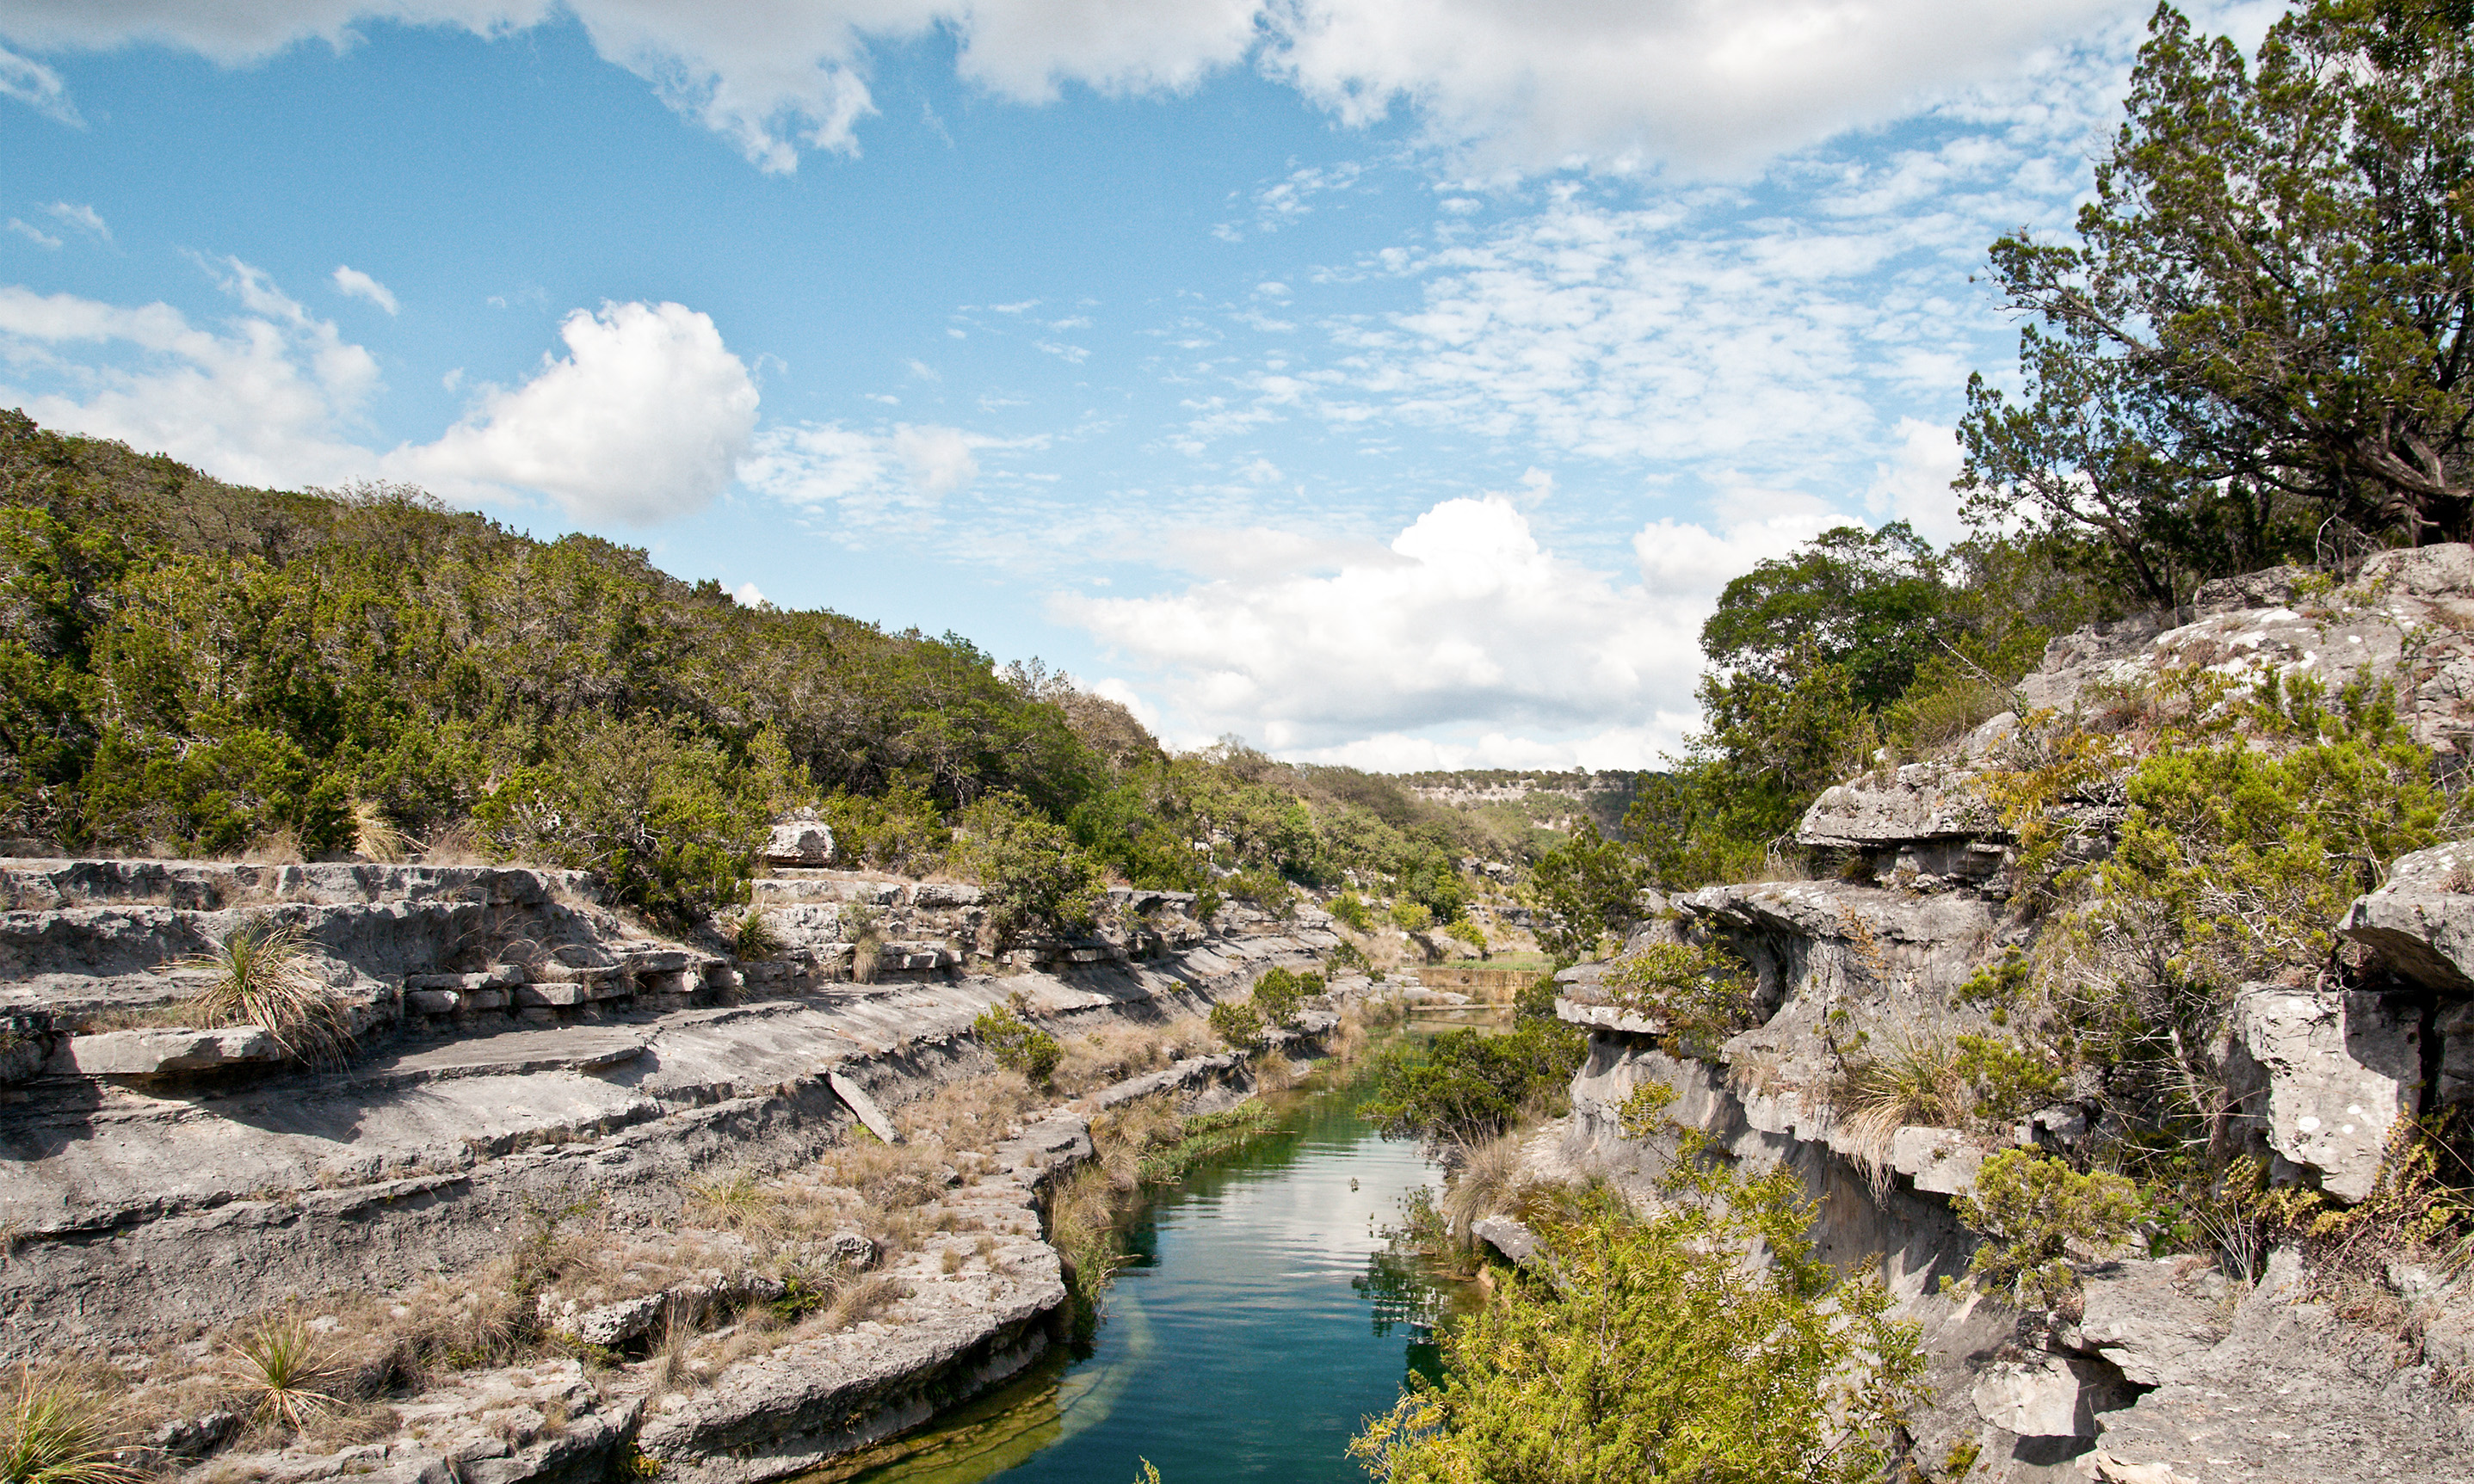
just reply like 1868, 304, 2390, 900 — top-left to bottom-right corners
0, 412, 1555, 933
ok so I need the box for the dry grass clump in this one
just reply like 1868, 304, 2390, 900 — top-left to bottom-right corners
351, 802, 411, 864
1831, 1031, 1970, 1198
683, 1171, 780, 1235
0, 1367, 141, 1484
182, 917, 355, 1065
893, 1072, 1038, 1149
1249, 1050, 1299, 1093
1439, 1134, 1528, 1247
1052, 1017, 1215, 1093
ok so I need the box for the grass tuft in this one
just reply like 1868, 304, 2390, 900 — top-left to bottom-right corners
729, 908, 784, 963
183, 917, 354, 1065
0, 1370, 139, 1484
226, 1315, 344, 1436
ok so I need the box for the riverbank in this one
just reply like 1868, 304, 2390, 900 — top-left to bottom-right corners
0, 860, 1368, 1484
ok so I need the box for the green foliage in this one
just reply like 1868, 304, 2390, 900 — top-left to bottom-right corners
953, 791, 1104, 950
1441, 914, 1488, 954
478, 718, 788, 929
1958, 0, 2474, 589
1207, 997, 1264, 1050
1702, 521, 1951, 711
1329, 891, 1375, 932
729, 908, 784, 963
1361, 1020, 1584, 1144
1512, 973, 1560, 1024
1952, 1034, 2069, 1125
1954, 1149, 2148, 1307
1225, 864, 1296, 917
816, 782, 949, 877
2033, 679, 2457, 1143
1324, 938, 1371, 975
1389, 898, 1433, 933
1249, 966, 1323, 1028
972, 1004, 1063, 1086
1602, 940, 1758, 1060
227, 1315, 345, 1435
1524, 822, 1648, 965
1348, 1165, 1925, 1483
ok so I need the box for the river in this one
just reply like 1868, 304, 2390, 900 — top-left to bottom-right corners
815, 1018, 1490, 1484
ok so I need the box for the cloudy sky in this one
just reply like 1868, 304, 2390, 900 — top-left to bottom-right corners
0, 0, 2281, 769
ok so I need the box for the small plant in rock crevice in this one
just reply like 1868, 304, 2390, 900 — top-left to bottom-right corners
1950, 1148, 2147, 1309
1600, 939, 1757, 1060
728, 908, 784, 963
972, 1002, 1062, 1086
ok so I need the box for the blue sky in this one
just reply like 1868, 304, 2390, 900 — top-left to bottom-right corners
0, 0, 2282, 768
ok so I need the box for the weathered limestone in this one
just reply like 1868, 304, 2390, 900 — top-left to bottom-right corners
55, 1025, 281, 1074
2227, 986, 2424, 1203
762, 809, 836, 867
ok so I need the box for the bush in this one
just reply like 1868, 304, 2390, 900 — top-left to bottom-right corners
953, 791, 1104, 951
816, 782, 948, 876
1249, 966, 1323, 1028
478, 718, 789, 929
1207, 998, 1264, 1050
1442, 914, 1489, 954
1602, 940, 1758, 1060
1329, 891, 1375, 932
1349, 1166, 1925, 1483
972, 1003, 1062, 1087
1391, 899, 1434, 933
1953, 1149, 2147, 1307
1361, 1020, 1583, 1144
185, 917, 354, 1065
728, 908, 784, 962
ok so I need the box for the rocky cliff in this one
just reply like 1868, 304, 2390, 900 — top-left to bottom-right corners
1529, 547, 2474, 1482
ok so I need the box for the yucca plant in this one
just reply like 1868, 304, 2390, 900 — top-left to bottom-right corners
729, 908, 784, 963
1834, 1031, 1971, 1199
0, 1370, 139, 1484
683, 1171, 779, 1235
226, 1316, 342, 1435
185, 918, 354, 1066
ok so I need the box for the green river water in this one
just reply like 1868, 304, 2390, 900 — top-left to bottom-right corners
816, 1017, 1490, 1484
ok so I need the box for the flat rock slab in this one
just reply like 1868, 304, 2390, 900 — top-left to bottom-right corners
59, 1026, 281, 1075
374, 1027, 651, 1079
827, 1071, 900, 1144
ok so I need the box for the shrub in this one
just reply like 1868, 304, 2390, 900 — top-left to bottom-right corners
185, 916, 354, 1065
1361, 1020, 1583, 1144
972, 1003, 1062, 1086
728, 908, 783, 963
477, 718, 789, 929
0, 1370, 139, 1484
815, 782, 948, 877
1249, 967, 1323, 1028
1207, 997, 1264, 1050
1324, 939, 1371, 975
1952, 1033, 2068, 1124
1350, 1166, 1925, 1483
953, 792, 1103, 951
1442, 914, 1489, 954
1226, 865, 1295, 918
1391, 900, 1434, 933
1953, 1149, 2147, 1307
1601, 940, 1757, 1060
1329, 891, 1375, 932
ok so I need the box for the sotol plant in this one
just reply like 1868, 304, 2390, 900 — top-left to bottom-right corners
0, 1370, 139, 1484
185, 918, 354, 1065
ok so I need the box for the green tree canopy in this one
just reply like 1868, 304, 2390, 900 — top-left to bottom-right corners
1700, 521, 1949, 710
1959, 0, 2474, 601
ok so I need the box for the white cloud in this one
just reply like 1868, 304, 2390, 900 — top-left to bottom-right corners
0, 43, 77, 125
6, 219, 61, 250
1056, 490, 1834, 760
1863, 416, 1967, 545
0, 260, 384, 488
43, 201, 108, 242
738, 419, 1011, 523
0, 1, 2149, 175
0, 269, 761, 526
408, 300, 759, 524
331, 264, 398, 315
733, 580, 768, 607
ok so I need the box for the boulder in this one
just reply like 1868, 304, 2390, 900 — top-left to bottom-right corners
1797, 760, 2000, 851
2337, 841, 2474, 995
763, 809, 836, 867
1471, 1215, 1540, 1265
2069, 1260, 2227, 1387
2230, 987, 2422, 1203
1970, 1353, 2124, 1439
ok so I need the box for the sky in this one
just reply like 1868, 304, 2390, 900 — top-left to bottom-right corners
0, 0, 2285, 771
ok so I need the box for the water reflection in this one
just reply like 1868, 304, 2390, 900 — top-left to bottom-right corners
823, 1053, 1471, 1484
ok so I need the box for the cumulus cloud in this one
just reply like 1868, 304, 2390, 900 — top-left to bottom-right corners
0, 0, 2144, 174
1056, 491, 1833, 761
1863, 416, 1968, 544
331, 264, 398, 314
408, 300, 759, 525
0, 262, 383, 488
0, 266, 762, 525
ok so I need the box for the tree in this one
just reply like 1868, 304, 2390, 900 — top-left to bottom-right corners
1700, 522, 1949, 711
1959, 0, 2474, 598
1524, 822, 1650, 965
